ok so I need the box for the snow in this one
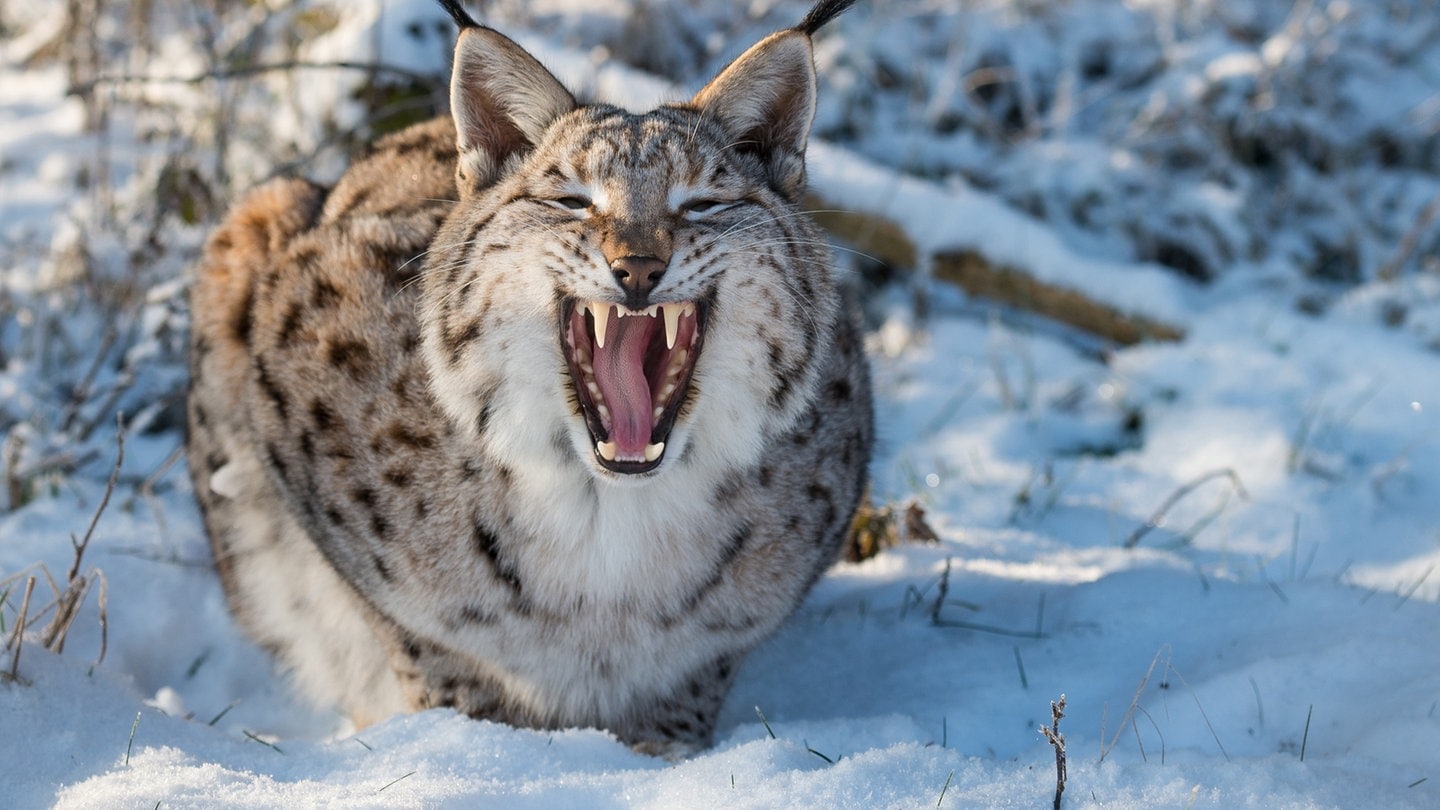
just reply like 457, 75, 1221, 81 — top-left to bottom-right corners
3, 1, 1439, 807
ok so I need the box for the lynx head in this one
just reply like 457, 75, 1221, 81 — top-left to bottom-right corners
424, 1, 855, 482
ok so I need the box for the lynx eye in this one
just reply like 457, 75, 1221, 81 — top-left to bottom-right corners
681, 198, 734, 217
550, 195, 592, 211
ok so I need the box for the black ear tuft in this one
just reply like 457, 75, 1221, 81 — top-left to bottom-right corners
437, 0, 480, 30
796, 0, 857, 36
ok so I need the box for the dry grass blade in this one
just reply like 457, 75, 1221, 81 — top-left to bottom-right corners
804, 741, 837, 764
930, 557, 952, 625
125, 711, 140, 766
754, 706, 777, 740
38, 575, 93, 654
1124, 469, 1248, 549
243, 730, 285, 754
5, 577, 38, 684
1131, 706, 1166, 764
1300, 704, 1314, 762
1100, 647, 1164, 762
376, 771, 417, 793
207, 700, 240, 727
1164, 663, 1230, 762
92, 571, 109, 668
936, 770, 954, 807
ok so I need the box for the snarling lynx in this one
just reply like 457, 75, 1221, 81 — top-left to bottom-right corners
187, 0, 871, 755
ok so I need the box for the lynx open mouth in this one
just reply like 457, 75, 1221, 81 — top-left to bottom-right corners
561, 298, 707, 474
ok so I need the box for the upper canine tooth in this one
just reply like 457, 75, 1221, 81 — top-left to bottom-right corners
589, 302, 612, 348
643, 441, 665, 462
662, 303, 682, 350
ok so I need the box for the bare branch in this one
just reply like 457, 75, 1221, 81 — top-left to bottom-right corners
70, 60, 441, 96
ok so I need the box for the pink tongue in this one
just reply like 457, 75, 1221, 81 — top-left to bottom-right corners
593, 314, 654, 457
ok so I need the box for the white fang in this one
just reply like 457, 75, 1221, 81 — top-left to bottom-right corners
589, 302, 613, 348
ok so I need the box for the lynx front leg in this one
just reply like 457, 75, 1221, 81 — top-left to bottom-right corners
622, 654, 741, 759
385, 634, 520, 723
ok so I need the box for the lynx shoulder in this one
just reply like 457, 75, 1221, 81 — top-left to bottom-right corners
187, 0, 871, 756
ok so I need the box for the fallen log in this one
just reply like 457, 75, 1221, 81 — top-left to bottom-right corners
806, 201, 1186, 346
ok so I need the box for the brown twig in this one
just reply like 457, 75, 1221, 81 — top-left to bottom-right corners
1040, 694, 1067, 810
40, 413, 122, 654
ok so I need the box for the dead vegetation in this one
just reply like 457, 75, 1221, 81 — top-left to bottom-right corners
2, 418, 121, 683
844, 497, 940, 562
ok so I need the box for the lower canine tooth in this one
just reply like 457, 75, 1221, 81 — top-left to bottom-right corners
596, 440, 617, 461
644, 442, 665, 462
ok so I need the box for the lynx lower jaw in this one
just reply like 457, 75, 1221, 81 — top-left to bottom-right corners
587, 301, 694, 350
596, 440, 665, 463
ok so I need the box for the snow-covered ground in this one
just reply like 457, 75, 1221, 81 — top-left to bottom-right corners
3, 1, 1438, 807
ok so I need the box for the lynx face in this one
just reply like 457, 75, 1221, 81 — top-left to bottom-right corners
422, 20, 836, 482
541, 115, 719, 476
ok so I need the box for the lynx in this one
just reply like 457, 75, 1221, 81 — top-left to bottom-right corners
187, 0, 871, 756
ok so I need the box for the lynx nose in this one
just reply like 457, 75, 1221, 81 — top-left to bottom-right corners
610, 255, 667, 310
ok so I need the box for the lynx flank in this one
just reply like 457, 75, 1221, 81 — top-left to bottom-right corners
187, 0, 871, 756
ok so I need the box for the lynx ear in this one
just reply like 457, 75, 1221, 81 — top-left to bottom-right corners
691, 30, 817, 200
450, 26, 576, 195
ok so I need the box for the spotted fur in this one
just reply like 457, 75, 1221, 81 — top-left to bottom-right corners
187, 0, 870, 757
